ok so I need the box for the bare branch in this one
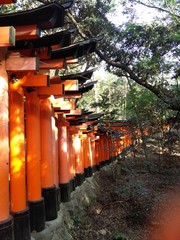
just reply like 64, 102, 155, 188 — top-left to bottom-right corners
135, 0, 180, 18
67, 9, 89, 39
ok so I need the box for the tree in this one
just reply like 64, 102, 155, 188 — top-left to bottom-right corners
78, 69, 127, 119
125, 79, 174, 131
127, 0, 180, 19
125, 79, 177, 162
66, 0, 180, 111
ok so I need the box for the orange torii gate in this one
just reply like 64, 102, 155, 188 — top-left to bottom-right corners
102, 120, 133, 157
0, 1, 73, 239
0, 2, 137, 240
0, 1, 104, 240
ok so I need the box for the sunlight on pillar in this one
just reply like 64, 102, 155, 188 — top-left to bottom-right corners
0, 66, 9, 230
62, 142, 68, 153
73, 135, 81, 151
0, 73, 9, 221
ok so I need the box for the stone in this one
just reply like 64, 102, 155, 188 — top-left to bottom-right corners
98, 229, 107, 236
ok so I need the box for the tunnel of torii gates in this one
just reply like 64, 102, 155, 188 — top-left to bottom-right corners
0, 1, 134, 240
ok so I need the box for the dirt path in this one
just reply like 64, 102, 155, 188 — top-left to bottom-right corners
70, 140, 180, 240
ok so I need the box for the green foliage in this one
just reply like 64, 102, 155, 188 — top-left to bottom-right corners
1, 0, 40, 13
69, 0, 180, 110
78, 71, 127, 120
113, 228, 128, 240
111, 22, 179, 80
127, 0, 179, 19
113, 230, 128, 240
125, 82, 175, 127
71, 215, 81, 224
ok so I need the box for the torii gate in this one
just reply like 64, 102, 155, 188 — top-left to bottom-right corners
0, 1, 104, 240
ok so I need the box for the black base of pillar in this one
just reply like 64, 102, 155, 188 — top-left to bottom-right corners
109, 158, 113, 164
76, 173, 85, 186
105, 159, 109, 165
42, 186, 57, 221
12, 208, 31, 240
0, 216, 14, 240
107, 159, 111, 165
73, 175, 78, 188
99, 162, 103, 169
102, 161, 106, 167
28, 198, 45, 232
84, 167, 90, 178
92, 165, 97, 173
88, 166, 93, 177
70, 178, 76, 192
56, 186, 61, 211
104, 160, 108, 166
95, 164, 100, 171
59, 182, 71, 202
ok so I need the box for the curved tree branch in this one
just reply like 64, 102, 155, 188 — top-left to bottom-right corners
95, 48, 180, 110
134, 0, 180, 18
67, 9, 88, 39
67, 8, 180, 111
95, 49, 160, 95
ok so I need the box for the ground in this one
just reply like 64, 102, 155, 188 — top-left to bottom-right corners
70, 138, 180, 240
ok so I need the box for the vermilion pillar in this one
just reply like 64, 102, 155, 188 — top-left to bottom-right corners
58, 117, 71, 202
83, 136, 90, 176
51, 114, 60, 209
104, 136, 110, 164
88, 134, 93, 176
99, 134, 104, 167
68, 130, 76, 191
89, 133, 97, 173
94, 138, 100, 170
52, 116, 59, 188
40, 97, 57, 221
25, 89, 45, 232
73, 133, 85, 186
0, 48, 13, 240
108, 136, 112, 162
80, 136, 86, 179
9, 83, 31, 240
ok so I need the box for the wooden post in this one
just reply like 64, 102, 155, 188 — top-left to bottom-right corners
68, 126, 81, 190
57, 116, 71, 202
0, 48, 13, 240
90, 134, 96, 172
94, 138, 100, 170
80, 137, 86, 180
25, 89, 45, 232
73, 134, 85, 186
40, 97, 57, 221
104, 136, 110, 164
83, 136, 92, 178
51, 113, 60, 210
9, 82, 31, 240
99, 136, 105, 168
108, 137, 113, 162
87, 134, 94, 176
68, 131, 76, 191
52, 115, 59, 187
